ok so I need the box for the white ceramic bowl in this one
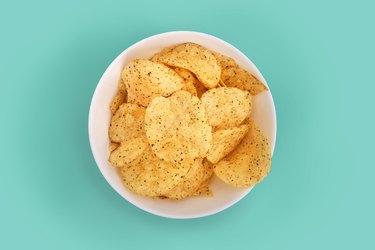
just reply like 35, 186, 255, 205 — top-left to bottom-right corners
88, 31, 276, 219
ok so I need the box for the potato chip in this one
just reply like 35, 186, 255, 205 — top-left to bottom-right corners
109, 103, 146, 143
121, 59, 184, 107
214, 121, 272, 188
157, 43, 221, 89
173, 68, 198, 96
165, 158, 205, 199
120, 146, 191, 197
202, 158, 214, 182
201, 87, 252, 129
145, 90, 212, 163
192, 179, 213, 197
109, 142, 119, 153
150, 47, 173, 62
109, 137, 148, 167
212, 51, 237, 68
207, 124, 249, 164
213, 52, 268, 95
110, 89, 127, 115
118, 78, 126, 92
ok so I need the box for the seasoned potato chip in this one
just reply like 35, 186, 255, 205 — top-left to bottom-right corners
173, 68, 198, 96
120, 146, 191, 197
165, 158, 205, 199
150, 47, 173, 62
212, 51, 237, 68
109, 142, 119, 153
207, 124, 249, 164
193, 179, 213, 197
157, 43, 221, 89
110, 89, 127, 115
213, 52, 268, 95
122, 59, 184, 107
202, 158, 214, 182
201, 87, 252, 129
109, 137, 148, 167
118, 78, 126, 92
214, 121, 272, 188
109, 103, 145, 143
145, 91, 212, 163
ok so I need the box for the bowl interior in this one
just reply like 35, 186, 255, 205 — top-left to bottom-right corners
89, 31, 276, 219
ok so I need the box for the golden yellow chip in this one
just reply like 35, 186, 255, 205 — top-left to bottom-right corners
213, 52, 268, 95
120, 146, 191, 197
157, 43, 221, 89
145, 90, 212, 163
110, 89, 127, 115
213, 121, 272, 188
192, 179, 213, 197
109, 103, 146, 143
150, 47, 173, 62
201, 87, 252, 130
164, 158, 205, 199
192, 160, 214, 197
109, 137, 148, 167
212, 51, 237, 68
118, 78, 126, 92
109, 142, 120, 153
121, 59, 184, 107
207, 124, 249, 164
173, 68, 198, 96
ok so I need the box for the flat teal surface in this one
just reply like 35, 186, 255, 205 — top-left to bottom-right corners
1, 0, 374, 249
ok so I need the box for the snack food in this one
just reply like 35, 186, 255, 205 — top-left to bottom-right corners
107, 42, 272, 199
145, 90, 212, 163
201, 87, 252, 130
213, 121, 272, 188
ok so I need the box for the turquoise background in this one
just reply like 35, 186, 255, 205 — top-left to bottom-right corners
1, 0, 374, 249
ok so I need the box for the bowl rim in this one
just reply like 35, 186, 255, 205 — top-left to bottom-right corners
88, 31, 277, 219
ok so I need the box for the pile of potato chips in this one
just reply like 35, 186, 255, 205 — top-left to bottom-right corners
108, 43, 272, 199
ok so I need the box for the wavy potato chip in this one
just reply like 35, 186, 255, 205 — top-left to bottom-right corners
109, 137, 148, 167
213, 52, 268, 95
192, 160, 214, 197
145, 91, 212, 163
109, 142, 120, 153
110, 89, 127, 115
207, 124, 249, 164
157, 43, 221, 89
120, 146, 191, 197
192, 179, 213, 197
173, 68, 198, 96
109, 103, 146, 143
150, 47, 173, 62
214, 121, 272, 188
122, 59, 184, 107
201, 87, 252, 129
165, 158, 205, 199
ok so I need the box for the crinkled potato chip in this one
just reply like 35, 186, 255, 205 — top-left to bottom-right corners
109, 103, 146, 143
165, 158, 205, 199
122, 59, 184, 107
193, 179, 213, 197
157, 43, 221, 89
109, 137, 148, 167
213, 52, 268, 95
214, 121, 272, 188
201, 87, 252, 129
173, 68, 198, 96
120, 146, 191, 197
110, 89, 127, 115
207, 124, 249, 164
109, 142, 120, 153
145, 90, 212, 163
150, 47, 173, 62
